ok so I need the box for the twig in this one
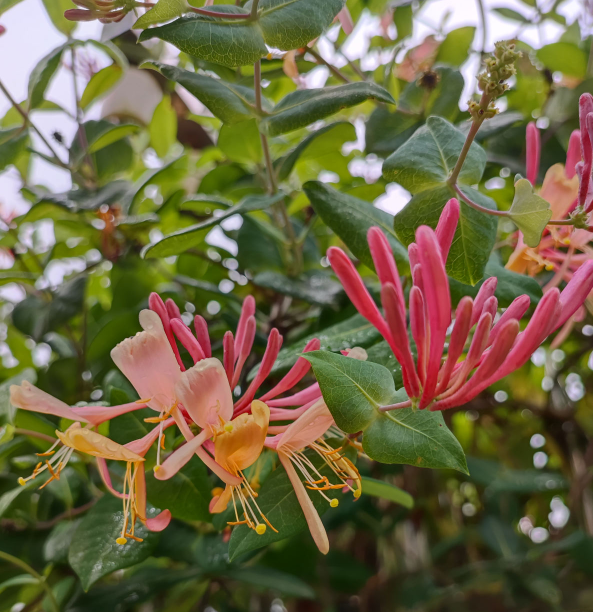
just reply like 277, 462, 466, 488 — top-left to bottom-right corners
475, 0, 488, 55
34, 499, 97, 530
307, 48, 351, 84
14, 428, 57, 444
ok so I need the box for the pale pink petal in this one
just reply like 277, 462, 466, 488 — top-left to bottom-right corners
526, 122, 540, 185
276, 399, 333, 452
540, 163, 579, 220
125, 418, 175, 456
111, 310, 181, 413
10, 382, 90, 423
279, 452, 329, 554
73, 401, 146, 426
154, 428, 211, 480
135, 467, 171, 531
267, 383, 321, 407
175, 358, 233, 429
337, 6, 353, 34
96, 457, 126, 499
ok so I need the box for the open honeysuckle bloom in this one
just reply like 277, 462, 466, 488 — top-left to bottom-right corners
328, 198, 593, 412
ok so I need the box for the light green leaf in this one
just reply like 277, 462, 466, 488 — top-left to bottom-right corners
393, 4, 413, 42
218, 119, 262, 164
149, 95, 178, 158
303, 351, 468, 473
393, 184, 498, 285
80, 65, 123, 110
138, 9, 267, 68
28, 42, 69, 110
493, 7, 528, 22
251, 0, 345, 51
361, 477, 414, 508
261, 82, 395, 136
0, 271, 38, 286
0, 0, 25, 16
143, 192, 286, 258
85, 40, 129, 69
508, 178, 552, 247
0, 575, 39, 594
436, 26, 475, 67
536, 42, 588, 79
383, 116, 486, 192
140, 61, 259, 124
304, 180, 408, 268
68, 496, 161, 591
134, 0, 188, 28
0, 128, 29, 172
41, 0, 76, 35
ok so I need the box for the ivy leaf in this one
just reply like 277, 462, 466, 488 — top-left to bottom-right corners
250, 0, 345, 51
138, 9, 267, 69
68, 496, 161, 591
304, 181, 408, 268
142, 192, 286, 258
260, 83, 395, 136
134, 0, 188, 28
141, 61, 260, 124
303, 351, 468, 473
508, 178, 553, 247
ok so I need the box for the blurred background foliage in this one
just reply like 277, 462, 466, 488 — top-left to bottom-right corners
1, 0, 593, 610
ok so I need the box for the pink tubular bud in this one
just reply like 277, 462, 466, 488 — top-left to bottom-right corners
554, 260, 593, 330
171, 318, 206, 364
149, 292, 184, 369
382, 283, 421, 398
409, 286, 428, 385
267, 382, 321, 408
223, 331, 235, 385
482, 295, 498, 321
566, 130, 581, 179
0, 25, 6, 35
408, 242, 419, 270
367, 227, 405, 312
411, 263, 424, 292
337, 6, 354, 34
64, 8, 96, 21
435, 198, 460, 260
231, 316, 256, 388
487, 294, 530, 347
578, 95, 593, 208
584, 114, 593, 212
166, 298, 182, 321
260, 337, 320, 401
194, 315, 212, 358
526, 122, 541, 185
470, 277, 498, 328
234, 328, 283, 413
234, 295, 256, 364
327, 246, 393, 344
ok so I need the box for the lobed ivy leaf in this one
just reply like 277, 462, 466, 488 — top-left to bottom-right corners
68, 496, 161, 591
142, 192, 286, 258
303, 351, 468, 473
304, 180, 408, 269
508, 178, 552, 247
140, 61, 261, 124
260, 82, 395, 136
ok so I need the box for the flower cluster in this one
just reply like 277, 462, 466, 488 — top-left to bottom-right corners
328, 198, 593, 412
64, 0, 136, 23
10, 293, 361, 553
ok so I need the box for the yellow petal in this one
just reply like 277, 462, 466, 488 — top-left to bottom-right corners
56, 423, 144, 462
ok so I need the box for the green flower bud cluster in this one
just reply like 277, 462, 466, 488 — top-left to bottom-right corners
569, 206, 591, 230
477, 41, 521, 99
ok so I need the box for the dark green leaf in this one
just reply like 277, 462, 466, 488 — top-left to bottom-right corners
69, 496, 161, 591
220, 566, 315, 598
261, 82, 395, 136
253, 271, 343, 306
304, 181, 409, 268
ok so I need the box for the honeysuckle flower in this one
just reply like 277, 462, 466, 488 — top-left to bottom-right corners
328, 198, 593, 412
265, 399, 361, 554
16, 422, 171, 544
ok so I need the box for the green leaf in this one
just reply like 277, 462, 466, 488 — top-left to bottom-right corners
508, 178, 552, 247
0, 271, 37, 286
218, 119, 262, 164
69, 496, 161, 591
141, 61, 259, 124
134, 0, 188, 28
383, 116, 486, 192
0, 128, 29, 172
146, 456, 212, 522
252, 0, 345, 50
41, 0, 76, 35
393, 4, 413, 42
261, 82, 395, 136
304, 181, 408, 268
253, 271, 343, 306
360, 477, 414, 508
394, 185, 498, 285
142, 192, 285, 258
44, 519, 82, 563
138, 9, 267, 68
27, 43, 69, 110
228, 451, 340, 560
436, 26, 475, 67
87, 123, 139, 154
493, 7, 528, 22
221, 567, 315, 599
536, 42, 588, 79
80, 65, 123, 110
303, 351, 468, 473
0, 0, 25, 16
149, 95, 178, 158
0, 368, 36, 425
0, 481, 36, 518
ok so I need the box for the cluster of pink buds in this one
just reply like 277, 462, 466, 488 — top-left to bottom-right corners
577, 93, 593, 214
328, 198, 593, 412
65, 0, 139, 23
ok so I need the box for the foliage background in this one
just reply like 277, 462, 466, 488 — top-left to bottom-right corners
1, 0, 593, 610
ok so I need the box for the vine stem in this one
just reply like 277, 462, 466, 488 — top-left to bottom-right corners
475, 0, 488, 55
0, 78, 68, 169
253, 60, 303, 275
190, 7, 250, 19
0, 551, 60, 612
307, 48, 351, 83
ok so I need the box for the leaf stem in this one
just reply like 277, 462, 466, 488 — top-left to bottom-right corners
190, 7, 250, 19
380, 400, 413, 412
0, 551, 60, 612
250, 0, 260, 18
0, 78, 69, 169
307, 48, 351, 84
475, 0, 488, 55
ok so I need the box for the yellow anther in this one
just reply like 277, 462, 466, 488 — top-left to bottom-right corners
353, 489, 362, 499
266, 53, 272, 60
18, 477, 26, 486
224, 423, 234, 433
116, 537, 127, 545
563, 237, 571, 245
256, 524, 267, 535
153, 465, 160, 473
330, 498, 339, 508
545, 264, 555, 271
